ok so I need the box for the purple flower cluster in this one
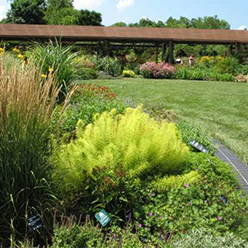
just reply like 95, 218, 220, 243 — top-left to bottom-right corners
140, 62, 176, 79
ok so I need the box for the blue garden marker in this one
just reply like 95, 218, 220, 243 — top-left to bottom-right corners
95, 209, 111, 227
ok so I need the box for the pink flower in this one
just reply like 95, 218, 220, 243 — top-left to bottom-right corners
217, 216, 222, 221
185, 183, 190, 188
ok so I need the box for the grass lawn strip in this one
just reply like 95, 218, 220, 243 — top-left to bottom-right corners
78, 78, 248, 166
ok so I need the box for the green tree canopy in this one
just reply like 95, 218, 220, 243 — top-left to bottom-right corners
111, 22, 128, 27
4, 0, 47, 24
77, 9, 102, 26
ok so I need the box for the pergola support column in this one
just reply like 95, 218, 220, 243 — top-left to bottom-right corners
162, 43, 167, 62
168, 41, 174, 64
228, 44, 234, 56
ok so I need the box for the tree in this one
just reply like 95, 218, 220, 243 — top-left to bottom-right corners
129, 18, 165, 28
111, 22, 128, 27
77, 9, 102, 26
4, 0, 47, 24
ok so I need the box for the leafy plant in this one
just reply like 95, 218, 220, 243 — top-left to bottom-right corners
176, 120, 215, 154
91, 56, 122, 76
31, 40, 78, 99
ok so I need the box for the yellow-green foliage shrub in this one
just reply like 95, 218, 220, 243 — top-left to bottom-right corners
52, 106, 189, 193
154, 171, 200, 192
122, 69, 135, 78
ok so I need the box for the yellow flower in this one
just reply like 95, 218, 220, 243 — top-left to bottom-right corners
49, 67, 54, 73
13, 47, 20, 53
0, 47, 4, 52
0, 52, 4, 57
17, 54, 24, 59
41, 74, 47, 78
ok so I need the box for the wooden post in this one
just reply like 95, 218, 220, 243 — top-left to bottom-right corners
155, 44, 159, 63
162, 43, 166, 62
169, 41, 174, 64
227, 44, 233, 56
235, 43, 241, 56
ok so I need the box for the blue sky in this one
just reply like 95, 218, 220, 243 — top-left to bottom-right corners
0, 0, 247, 29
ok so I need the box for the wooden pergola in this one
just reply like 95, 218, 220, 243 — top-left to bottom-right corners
1, 24, 248, 63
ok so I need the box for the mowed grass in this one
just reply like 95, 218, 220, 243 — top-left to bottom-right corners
79, 78, 248, 165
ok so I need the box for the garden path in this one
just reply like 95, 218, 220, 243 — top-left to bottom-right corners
214, 139, 248, 194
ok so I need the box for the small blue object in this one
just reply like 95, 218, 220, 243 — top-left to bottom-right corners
95, 209, 111, 227
190, 140, 209, 154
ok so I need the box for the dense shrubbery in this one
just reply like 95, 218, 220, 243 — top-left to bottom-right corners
91, 56, 122, 77
140, 62, 176, 79
176, 66, 235, 81
2, 43, 248, 247
55, 84, 126, 140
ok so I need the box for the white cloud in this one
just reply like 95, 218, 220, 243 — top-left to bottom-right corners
73, 0, 104, 10
238, 25, 247, 30
117, 0, 134, 11
0, 4, 7, 20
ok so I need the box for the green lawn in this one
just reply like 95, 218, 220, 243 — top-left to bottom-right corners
79, 78, 248, 165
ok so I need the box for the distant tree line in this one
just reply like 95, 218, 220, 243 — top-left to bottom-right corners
1, 0, 230, 30
112, 16, 230, 30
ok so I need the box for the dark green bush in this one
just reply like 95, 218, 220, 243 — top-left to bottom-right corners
76, 67, 98, 80
91, 56, 122, 76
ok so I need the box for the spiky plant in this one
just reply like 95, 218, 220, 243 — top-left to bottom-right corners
0, 54, 61, 246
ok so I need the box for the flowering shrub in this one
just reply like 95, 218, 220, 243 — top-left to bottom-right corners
140, 62, 176, 79
199, 55, 224, 67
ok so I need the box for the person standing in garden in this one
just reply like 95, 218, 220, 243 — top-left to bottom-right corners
189, 55, 194, 66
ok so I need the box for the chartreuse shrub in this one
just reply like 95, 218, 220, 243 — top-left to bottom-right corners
122, 69, 135, 78
52, 106, 189, 222
153, 171, 200, 192
52, 105, 189, 194
0, 56, 61, 246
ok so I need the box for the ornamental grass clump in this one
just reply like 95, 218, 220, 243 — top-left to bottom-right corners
52, 106, 189, 194
0, 55, 61, 245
